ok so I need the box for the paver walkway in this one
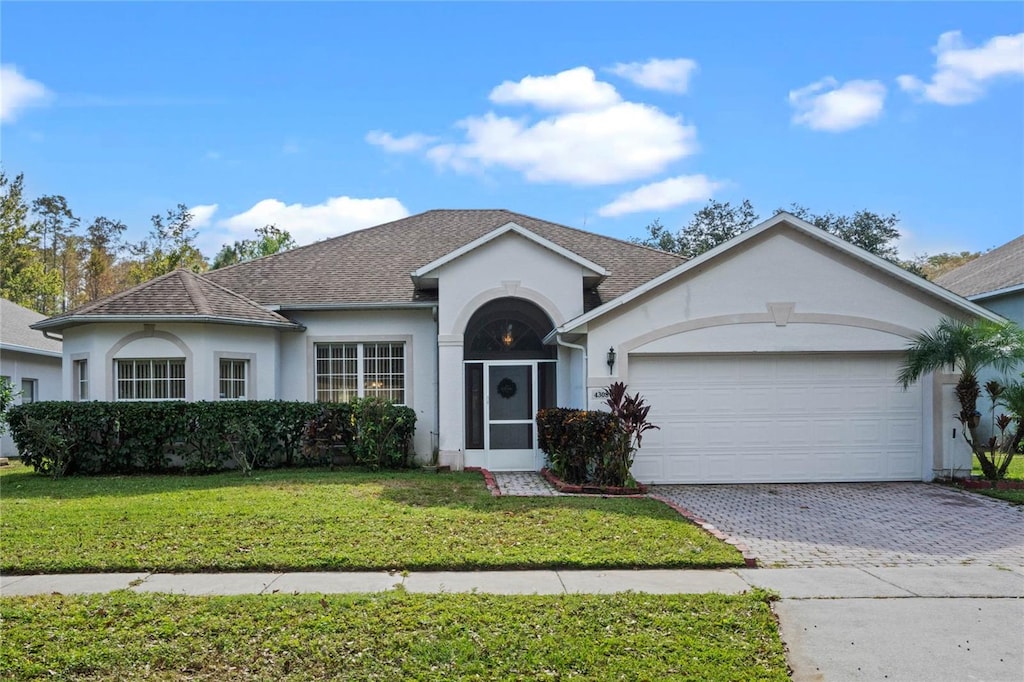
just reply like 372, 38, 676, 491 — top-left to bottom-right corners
493, 471, 563, 496
654, 482, 1024, 568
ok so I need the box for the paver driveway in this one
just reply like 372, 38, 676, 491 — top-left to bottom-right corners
652, 483, 1024, 568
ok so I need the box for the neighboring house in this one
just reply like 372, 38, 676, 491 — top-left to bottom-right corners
33, 210, 1000, 483
935, 234, 1024, 447
1, 298, 63, 457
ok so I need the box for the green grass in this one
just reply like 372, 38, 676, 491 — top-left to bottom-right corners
971, 453, 1024, 480
0, 590, 788, 681
0, 463, 742, 573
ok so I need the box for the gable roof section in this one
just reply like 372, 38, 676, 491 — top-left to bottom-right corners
1, 298, 62, 357
204, 209, 682, 310
934, 234, 1024, 300
410, 221, 609, 287
553, 212, 1004, 336
34, 270, 303, 331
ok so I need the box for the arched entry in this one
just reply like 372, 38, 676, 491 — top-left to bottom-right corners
463, 298, 557, 470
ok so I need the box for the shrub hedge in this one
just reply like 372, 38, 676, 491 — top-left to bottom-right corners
7, 399, 416, 477
536, 407, 631, 487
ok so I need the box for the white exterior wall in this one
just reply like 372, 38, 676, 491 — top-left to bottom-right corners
280, 308, 438, 460
434, 232, 587, 468
0, 348, 62, 457
583, 229, 969, 479
60, 322, 282, 402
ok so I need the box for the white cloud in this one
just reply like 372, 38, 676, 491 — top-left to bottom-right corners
216, 195, 410, 245
428, 102, 697, 185
489, 66, 621, 111
788, 77, 886, 132
608, 58, 698, 94
0, 64, 51, 123
597, 175, 722, 217
365, 130, 438, 153
897, 31, 1024, 105
189, 204, 219, 228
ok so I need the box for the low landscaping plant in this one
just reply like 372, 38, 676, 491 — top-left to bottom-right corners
538, 382, 658, 488
6, 400, 415, 476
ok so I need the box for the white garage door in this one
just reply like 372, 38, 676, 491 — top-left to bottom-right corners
629, 354, 923, 484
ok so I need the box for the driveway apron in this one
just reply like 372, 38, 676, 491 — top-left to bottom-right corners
652, 482, 1024, 568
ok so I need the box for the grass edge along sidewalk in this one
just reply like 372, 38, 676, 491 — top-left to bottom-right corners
0, 590, 788, 681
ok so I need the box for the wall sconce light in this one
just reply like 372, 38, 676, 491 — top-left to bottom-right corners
606, 346, 616, 374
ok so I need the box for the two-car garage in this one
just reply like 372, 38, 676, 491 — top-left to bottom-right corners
627, 353, 924, 484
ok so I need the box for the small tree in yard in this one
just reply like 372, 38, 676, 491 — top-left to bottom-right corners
898, 318, 1024, 480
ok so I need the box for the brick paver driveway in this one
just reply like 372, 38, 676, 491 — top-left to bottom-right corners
652, 483, 1024, 568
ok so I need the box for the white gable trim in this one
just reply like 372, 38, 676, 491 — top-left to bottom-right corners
410, 222, 608, 285
553, 212, 1004, 336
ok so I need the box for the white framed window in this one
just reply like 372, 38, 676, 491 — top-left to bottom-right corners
115, 358, 185, 401
74, 359, 89, 401
315, 342, 405, 404
21, 378, 37, 404
219, 359, 248, 400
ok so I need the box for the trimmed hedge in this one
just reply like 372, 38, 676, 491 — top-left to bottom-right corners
536, 407, 631, 487
6, 399, 416, 477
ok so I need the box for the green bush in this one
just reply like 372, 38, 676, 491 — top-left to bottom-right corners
536, 408, 624, 486
6, 400, 416, 476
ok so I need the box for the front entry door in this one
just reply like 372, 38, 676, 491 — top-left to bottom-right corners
485, 363, 536, 470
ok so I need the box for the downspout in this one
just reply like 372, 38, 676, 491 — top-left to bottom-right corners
42, 330, 63, 342
554, 333, 587, 409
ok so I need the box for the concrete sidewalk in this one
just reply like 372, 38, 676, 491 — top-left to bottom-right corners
3, 564, 1021, 598
3, 566, 1022, 681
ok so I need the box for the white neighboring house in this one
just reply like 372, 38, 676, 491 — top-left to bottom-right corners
33, 210, 1003, 483
1, 298, 63, 457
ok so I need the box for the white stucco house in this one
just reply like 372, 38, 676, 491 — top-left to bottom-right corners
33, 210, 1003, 483
1, 298, 63, 457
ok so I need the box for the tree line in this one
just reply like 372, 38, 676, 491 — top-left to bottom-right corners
633, 199, 980, 280
0, 171, 295, 316
1, 168, 981, 317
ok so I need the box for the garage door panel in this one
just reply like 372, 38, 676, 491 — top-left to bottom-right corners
629, 354, 923, 484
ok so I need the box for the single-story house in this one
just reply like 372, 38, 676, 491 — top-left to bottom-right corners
33, 210, 1002, 483
935, 234, 1024, 449
1, 298, 63, 457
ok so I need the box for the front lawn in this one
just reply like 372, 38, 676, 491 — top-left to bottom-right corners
0, 590, 788, 681
0, 464, 742, 573
971, 453, 1024, 480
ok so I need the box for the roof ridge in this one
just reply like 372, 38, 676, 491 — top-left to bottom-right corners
55, 269, 183, 319
196, 271, 293, 322
178, 270, 213, 315
501, 209, 688, 261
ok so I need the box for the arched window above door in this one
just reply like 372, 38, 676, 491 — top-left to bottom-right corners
464, 297, 557, 361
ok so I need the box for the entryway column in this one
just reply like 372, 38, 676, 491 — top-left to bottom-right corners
437, 336, 465, 470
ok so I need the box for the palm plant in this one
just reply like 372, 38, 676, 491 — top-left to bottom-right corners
898, 317, 1024, 480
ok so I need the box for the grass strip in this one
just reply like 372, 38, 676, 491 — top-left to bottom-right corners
0, 590, 787, 681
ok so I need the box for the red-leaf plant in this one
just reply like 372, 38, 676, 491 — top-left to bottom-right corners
605, 382, 660, 451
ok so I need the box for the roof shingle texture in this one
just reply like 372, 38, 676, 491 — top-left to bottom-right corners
935, 234, 1024, 298
44, 270, 296, 326
1, 299, 62, 352
204, 209, 684, 309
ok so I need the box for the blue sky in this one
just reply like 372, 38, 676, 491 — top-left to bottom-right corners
2, 2, 1022, 259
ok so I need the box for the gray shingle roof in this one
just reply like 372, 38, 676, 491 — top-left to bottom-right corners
1, 298, 62, 354
36, 270, 301, 330
204, 209, 684, 309
934, 234, 1024, 298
